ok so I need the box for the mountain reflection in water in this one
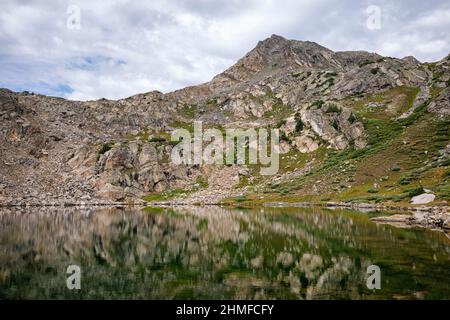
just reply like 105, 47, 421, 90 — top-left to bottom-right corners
0, 206, 449, 299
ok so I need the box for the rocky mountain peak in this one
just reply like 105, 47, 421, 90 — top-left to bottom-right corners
255, 33, 289, 48
257, 34, 338, 67
402, 56, 420, 65
209, 35, 341, 92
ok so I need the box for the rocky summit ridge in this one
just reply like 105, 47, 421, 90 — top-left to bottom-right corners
0, 35, 449, 209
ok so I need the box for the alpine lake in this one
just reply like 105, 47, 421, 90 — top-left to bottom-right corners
0, 205, 449, 299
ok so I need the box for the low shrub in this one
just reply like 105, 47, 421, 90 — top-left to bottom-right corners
149, 137, 167, 143
311, 100, 325, 109
295, 113, 303, 132
407, 187, 425, 197
370, 67, 379, 75
99, 141, 114, 155
325, 104, 340, 113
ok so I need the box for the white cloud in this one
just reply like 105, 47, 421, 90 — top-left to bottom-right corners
0, 0, 449, 100
413, 9, 450, 28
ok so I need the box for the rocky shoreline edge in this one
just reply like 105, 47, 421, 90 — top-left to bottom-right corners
1, 199, 447, 210
262, 202, 450, 237
1, 200, 449, 236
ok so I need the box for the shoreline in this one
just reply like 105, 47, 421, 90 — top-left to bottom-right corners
1, 199, 448, 213
2, 200, 448, 235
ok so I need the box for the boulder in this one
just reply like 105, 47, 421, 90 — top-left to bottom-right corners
411, 193, 436, 205
294, 135, 319, 153
443, 218, 450, 231
278, 140, 291, 154
138, 144, 158, 166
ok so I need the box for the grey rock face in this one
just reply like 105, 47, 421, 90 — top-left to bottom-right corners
428, 87, 450, 116
66, 141, 200, 201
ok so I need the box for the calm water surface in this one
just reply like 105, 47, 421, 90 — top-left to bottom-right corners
0, 206, 449, 299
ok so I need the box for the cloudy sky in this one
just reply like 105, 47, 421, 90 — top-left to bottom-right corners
1, 0, 449, 100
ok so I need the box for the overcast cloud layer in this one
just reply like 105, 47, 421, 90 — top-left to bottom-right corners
1, 0, 449, 100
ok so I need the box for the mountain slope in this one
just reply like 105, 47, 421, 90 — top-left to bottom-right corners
0, 35, 449, 207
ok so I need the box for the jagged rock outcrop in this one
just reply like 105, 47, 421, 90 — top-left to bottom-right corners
66, 141, 202, 201
428, 87, 450, 115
